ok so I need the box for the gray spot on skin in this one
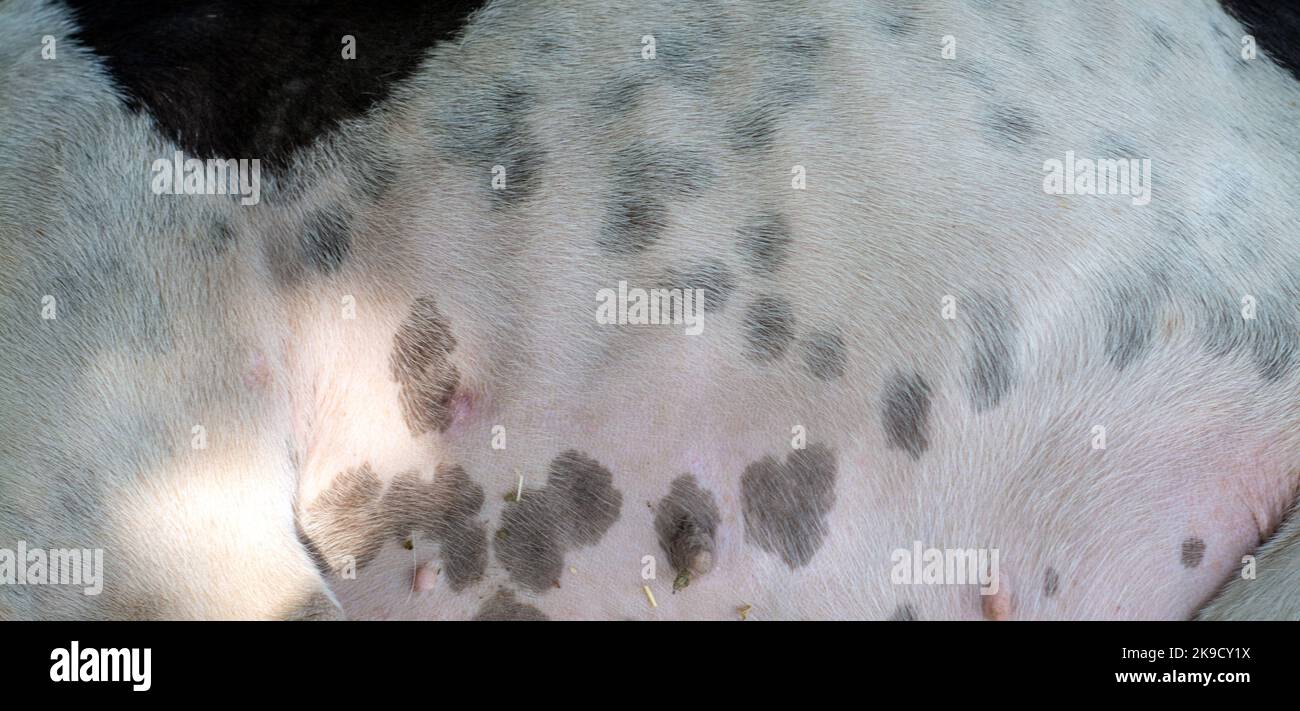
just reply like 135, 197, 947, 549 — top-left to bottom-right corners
726, 103, 781, 152
881, 10, 918, 35
654, 475, 721, 578
985, 106, 1039, 147
745, 296, 796, 362
380, 465, 488, 592
779, 29, 831, 59
548, 450, 624, 546
599, 143, 714, 254
473, 589, 549, 621
889, 604, 917, 621
1044, 567, 1060, 598
1181, 537, 1206, 568
591, 77, 645, 120
652, 17, 727, 86
301, 204, 351, 273
390, 296, 460, 435
1104, 269, 1171, 370
965, 292, 1017, 411
1198, 280, 1300, 382
726, 29, 826, 151
442, 82, 545, 209
661, 259, 735, 313
802, 329, 848, 380
280, 591, 344, 621
495, 487, 565, 592
881, 371, 933, 459
738, 214, 793, 273
300, 464, 385, 574
494, 450, 624, 592
740, 444, 838, 569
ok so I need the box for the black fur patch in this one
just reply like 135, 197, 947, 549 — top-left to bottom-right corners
740, 444, 838, 569
1221, 1, 1300, 81
64, 0, 488, 169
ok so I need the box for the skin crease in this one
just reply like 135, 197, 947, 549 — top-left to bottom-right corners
1, 0, 1299, 620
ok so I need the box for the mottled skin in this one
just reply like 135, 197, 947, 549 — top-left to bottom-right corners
1, 0, 1299, 620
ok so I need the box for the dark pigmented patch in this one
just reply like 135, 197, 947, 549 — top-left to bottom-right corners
390, 296, 460, 436
661, 259, 735, 313
599, 143, 714, 254
881, 10, 918, 36
1196, 282, 1300, 382
985, 106, 1040, 147
802, 330, 848, 381
494, 451, 624, 593
280, 591, 344, 621
549, 451, 624, 546
726, 103, 782, 152
881, 371, 933, 459
299, 464, 386, 574
738, 214, 793, 273
441, 83, 545, 209
965, 292, 1018, 412
495, 486, 565, 592
380, 465, 488, 591
1220, 0, 1300, 81
1181, 537, 1206, 568
591, 76, 645, 117
473, 589, 549, 621
1104, 268, 1171, 370
301, 204, 351, 273
889, 604, 917, 621
1044, 568, 1060, 598
740, 444, 838, 569
63, 1, 489, 171
654, 475, 721, 581
745, 296, 796, 362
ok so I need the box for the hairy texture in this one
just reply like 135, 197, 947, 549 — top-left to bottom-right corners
390, 296, 460, 436
494, 451, 623, 593
4, 0, 1300, 622
654, 475, 721, 579
741, 445, 838, 569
